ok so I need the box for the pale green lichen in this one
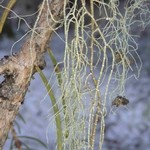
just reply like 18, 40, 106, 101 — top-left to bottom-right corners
44, 0, 150, 149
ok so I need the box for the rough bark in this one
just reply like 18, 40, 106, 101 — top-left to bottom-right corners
0, 0, 65, 149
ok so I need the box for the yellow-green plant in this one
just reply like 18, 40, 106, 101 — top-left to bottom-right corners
0, 0, 16, 33
36, 66, 63, 150
37, 0, 150, 149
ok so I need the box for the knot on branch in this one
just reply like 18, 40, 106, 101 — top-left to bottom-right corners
0, 45, 46, 104
0, 74, 16, 101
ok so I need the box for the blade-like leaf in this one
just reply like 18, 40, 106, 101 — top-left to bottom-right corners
17, 113, 26, 124
36, 66, 63, 150
47, 47, 62, 86
0, 0, 16, 33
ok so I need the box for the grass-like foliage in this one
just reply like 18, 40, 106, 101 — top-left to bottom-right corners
0, 0, 16, 33
36, 65, 63, 150
9, 114, 47, 150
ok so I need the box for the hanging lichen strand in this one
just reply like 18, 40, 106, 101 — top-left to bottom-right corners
48, 0, 149, 149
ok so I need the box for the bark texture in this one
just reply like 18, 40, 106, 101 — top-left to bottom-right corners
0, 0, 65, 148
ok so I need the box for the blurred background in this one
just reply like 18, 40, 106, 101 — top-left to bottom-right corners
0, 0, 150, 149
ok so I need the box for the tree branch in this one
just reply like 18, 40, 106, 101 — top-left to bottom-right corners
0, 0, 65, 148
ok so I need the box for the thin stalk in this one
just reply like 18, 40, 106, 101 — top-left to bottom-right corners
36, 66, 62, 150
47, 48, 69, 138
0, 0, 16, 33
47, 48, 62, 86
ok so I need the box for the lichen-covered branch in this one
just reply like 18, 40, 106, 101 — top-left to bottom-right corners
0, 0, 65, 148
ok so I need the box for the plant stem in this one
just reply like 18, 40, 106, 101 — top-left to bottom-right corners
0, 0, 16, 33
36, 66, 63, 150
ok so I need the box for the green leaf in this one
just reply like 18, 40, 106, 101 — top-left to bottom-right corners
14, 121, 21, 133
20, 141, 31, 150
47, 47, 62, 86
17, 113, 26, 124
0, 0, 16, 33
36, 66, 63, 150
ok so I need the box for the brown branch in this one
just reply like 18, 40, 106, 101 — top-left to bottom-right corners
0, 0, 65, 148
